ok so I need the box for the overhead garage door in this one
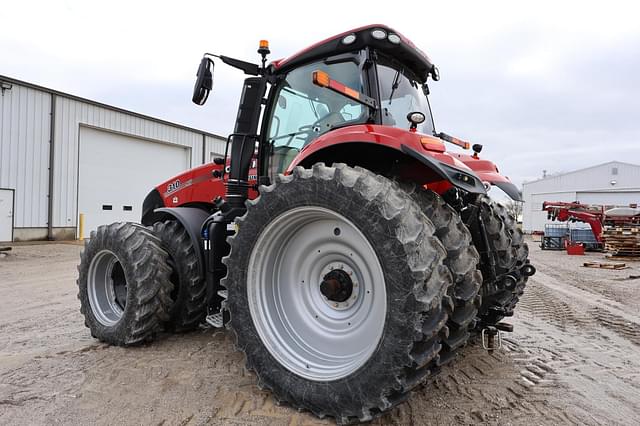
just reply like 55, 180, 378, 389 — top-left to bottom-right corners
576, 191, 640, 206
78, 126, 190, 237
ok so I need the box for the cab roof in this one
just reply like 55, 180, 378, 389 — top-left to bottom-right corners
271, 24, 436, 83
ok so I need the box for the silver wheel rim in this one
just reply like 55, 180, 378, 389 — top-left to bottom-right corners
247, 206, 387, 381
87, 250, 127, 326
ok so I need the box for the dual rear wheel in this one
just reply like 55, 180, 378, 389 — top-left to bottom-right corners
223, 164, 481, 422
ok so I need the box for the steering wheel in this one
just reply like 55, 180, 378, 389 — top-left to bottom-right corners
311, 112, 344, 133
293, 112, 345, 146
277, 112, 346, 148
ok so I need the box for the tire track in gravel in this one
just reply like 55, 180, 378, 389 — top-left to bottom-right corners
588, 307, 640, 346
528, 267, 640, 349
3, 243, 640, 425
512, 265, 640, 425
377, 337, 581, 426
533, 270, 640, 324
515, 283, 594, 331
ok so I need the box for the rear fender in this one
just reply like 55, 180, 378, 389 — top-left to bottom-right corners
288, 126, 486, 196
400, 144, 486, 194
149, 207, 209, 278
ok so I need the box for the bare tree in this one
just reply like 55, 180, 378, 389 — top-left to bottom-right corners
505, 200, 524, 222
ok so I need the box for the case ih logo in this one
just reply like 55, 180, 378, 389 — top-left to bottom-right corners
166, 180, 181, 194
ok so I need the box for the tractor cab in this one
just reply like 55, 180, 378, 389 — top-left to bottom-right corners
266, 47, 437, 178
266, 26, 442, 181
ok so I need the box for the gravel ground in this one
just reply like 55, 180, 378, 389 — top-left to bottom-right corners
1, 239, 639, 425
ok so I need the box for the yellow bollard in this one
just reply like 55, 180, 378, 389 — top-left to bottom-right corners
79, 213, 85, 241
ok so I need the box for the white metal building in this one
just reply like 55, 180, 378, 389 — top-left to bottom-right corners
0, 75, 226, 242
522, 161, 640, 232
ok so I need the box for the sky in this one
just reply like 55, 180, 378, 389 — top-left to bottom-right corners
1, 0, 639, 190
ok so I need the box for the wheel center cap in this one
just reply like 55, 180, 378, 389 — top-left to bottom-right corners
320, 269, 353, 302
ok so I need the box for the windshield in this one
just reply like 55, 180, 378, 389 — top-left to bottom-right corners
267, 56, 367, 175
376, 56, 435, 135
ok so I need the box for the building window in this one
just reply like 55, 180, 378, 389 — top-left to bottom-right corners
612, 167, 618, 175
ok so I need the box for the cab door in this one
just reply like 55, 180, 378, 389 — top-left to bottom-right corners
262, 55, 369, 182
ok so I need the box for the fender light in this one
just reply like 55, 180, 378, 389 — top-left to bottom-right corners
420, 137, 445, 152
456, 172, 473, 183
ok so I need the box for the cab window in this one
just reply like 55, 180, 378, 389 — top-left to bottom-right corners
376, 56, 435, 135
267, 57, 367, 176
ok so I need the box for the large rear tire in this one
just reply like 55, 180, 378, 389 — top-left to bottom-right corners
153, 220, 207, 331
77, 222, 173, 345
223, 164, 453, 423
475, 195, 530, 326
402, 185, 482, 365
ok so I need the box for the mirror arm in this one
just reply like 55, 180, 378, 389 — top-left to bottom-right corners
205, 53, 260, 76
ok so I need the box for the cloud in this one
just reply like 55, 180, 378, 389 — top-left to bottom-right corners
2, 0, 639, 190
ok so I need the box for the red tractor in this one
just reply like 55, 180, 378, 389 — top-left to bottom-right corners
77, 25, 535, 423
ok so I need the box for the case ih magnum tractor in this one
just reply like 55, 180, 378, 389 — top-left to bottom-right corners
77, 25, 535, 423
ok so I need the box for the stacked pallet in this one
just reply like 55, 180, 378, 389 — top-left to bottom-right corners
603, 226, 640, 257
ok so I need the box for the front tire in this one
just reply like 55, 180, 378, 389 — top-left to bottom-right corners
77, 222, 173, 345
223, 164, 453, 423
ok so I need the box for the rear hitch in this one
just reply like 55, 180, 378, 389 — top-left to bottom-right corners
495, 321, 514, 332
481, 322, 513, 352
481, 326, 500, 352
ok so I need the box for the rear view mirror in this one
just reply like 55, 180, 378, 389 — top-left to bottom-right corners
430, 65, 440, 81
192, 57, 214, 105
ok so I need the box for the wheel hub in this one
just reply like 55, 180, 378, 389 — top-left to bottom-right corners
247, 207, 386, 381
319, 263, 359, 309
320, 269, 353, 302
